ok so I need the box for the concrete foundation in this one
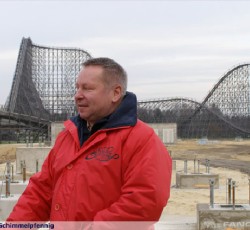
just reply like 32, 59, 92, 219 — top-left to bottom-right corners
15, 121, 62, 174
51, 122, 65, 146
16, 147, 51, 174
0, 194, 20, 221
176, 172, 219, 189
1, 180, 28, 195
197, 203, 250, 230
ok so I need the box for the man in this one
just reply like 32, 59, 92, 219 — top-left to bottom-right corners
7, 57, 172, 222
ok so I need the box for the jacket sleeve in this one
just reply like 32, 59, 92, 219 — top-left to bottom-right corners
6, 148, 55, 221
94, 127, 172, 221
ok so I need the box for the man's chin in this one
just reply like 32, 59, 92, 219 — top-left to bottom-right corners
78, 113, 87, 120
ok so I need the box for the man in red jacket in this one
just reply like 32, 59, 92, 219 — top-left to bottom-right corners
7, 57, 172, 224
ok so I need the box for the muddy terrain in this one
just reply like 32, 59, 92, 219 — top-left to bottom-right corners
167, 139, 250, 175
1, 139, 249, 174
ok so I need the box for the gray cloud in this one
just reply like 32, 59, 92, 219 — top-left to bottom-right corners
1, 1, 250, 105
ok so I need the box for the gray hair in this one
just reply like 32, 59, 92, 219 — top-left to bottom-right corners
82, 57, 127, 96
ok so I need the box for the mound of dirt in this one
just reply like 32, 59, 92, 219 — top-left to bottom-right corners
0, 144, 26, 164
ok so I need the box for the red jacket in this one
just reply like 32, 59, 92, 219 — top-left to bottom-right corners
7, 92, 172, 221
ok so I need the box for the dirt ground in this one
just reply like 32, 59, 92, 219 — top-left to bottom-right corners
0, 144, 22, 164
0, 139, 250, 218
1, 139, 249, 172
161, 138, 250, 219
167, 139, 250, 175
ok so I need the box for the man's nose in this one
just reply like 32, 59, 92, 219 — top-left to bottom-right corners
75, 89, 84, 100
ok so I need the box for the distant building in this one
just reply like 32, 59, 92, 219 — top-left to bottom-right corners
147, 123, 177, 144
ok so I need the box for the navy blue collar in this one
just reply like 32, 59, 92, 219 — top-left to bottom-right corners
70, 91, 137, 146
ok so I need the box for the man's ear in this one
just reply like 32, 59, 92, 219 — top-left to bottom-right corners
112, 85, 122, 103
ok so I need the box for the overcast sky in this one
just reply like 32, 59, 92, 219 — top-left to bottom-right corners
0, 0, 250, 105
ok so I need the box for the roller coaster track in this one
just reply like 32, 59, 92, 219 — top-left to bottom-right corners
138, 97, 250, 136
1, 37, 250, 140
5, 37, 91, 121
1, 37, 91, 142
202, 64, 250, 106
138, 64, 250, 137
193, 64, 249, 135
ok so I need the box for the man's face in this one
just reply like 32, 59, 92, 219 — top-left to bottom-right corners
75, 65, 116, 125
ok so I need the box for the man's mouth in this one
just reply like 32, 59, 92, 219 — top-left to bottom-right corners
78, 104, 88, 108
77, 105, 88, 109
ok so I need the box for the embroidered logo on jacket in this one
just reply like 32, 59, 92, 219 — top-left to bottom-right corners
85, 147, 119, 162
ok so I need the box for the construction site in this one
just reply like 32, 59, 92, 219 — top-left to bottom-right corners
0, 38, 250, 229
1, 138, 250, 229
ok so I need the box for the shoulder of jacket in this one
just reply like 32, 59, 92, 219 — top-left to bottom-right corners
52, 120, 76, 147
128, 119, 155, 140
133, 119, 154, 132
